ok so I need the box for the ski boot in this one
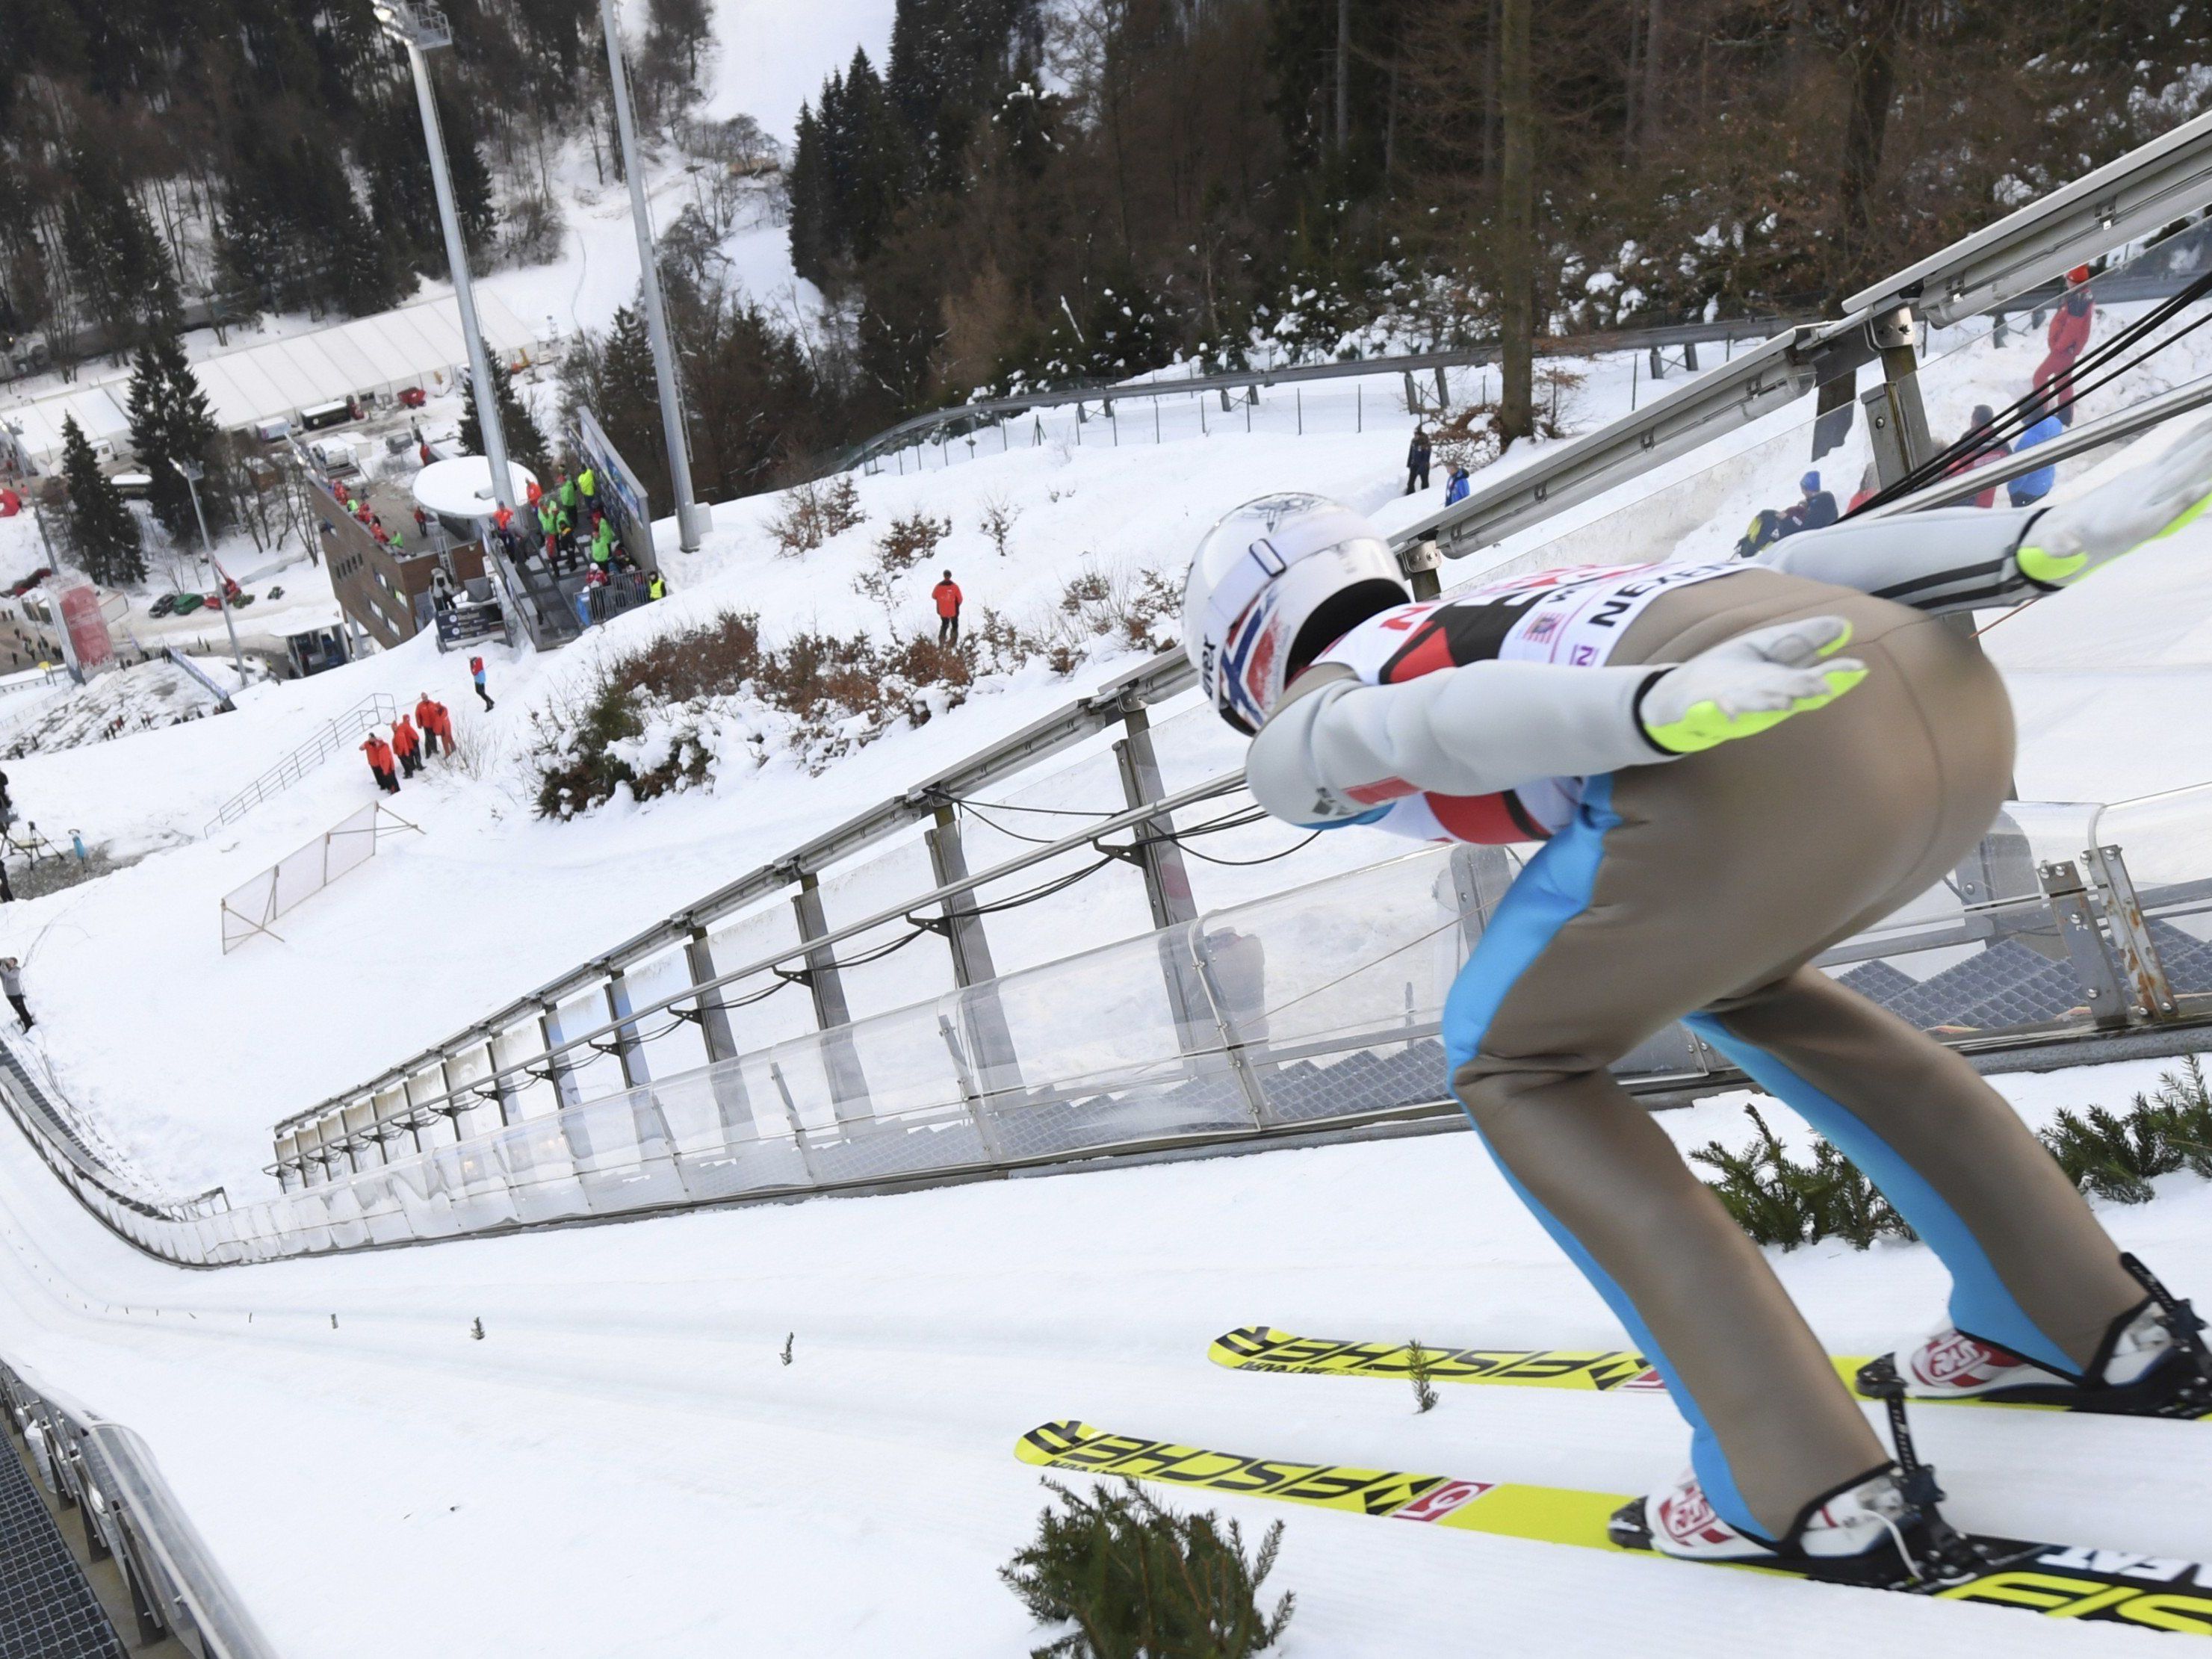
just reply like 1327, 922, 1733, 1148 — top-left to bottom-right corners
1608, 1463, 1986, 1587
1858, 1255, 2212, 1419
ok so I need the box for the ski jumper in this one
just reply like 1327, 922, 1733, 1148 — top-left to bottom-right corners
1246, 515, 2144, 1542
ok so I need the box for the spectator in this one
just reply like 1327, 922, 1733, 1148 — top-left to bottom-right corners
932, 569, 963, 645
1405, 427, 1432, 494
585, 565, 609, 624
1947, 403, 2010, 509
1772, 470, 1838, 542
2035, 265, 2095, 429
526, 477, 542, 508
557, 468, 578, 515
1846, 460, 1881, 513
589, 514, 615, 568
1, 957, 29, 1030
415, 692, 448, 757
645, 569, 667, 601
2007, 412, 2065, 508
430, 568, 455, 610
413, 505, 430, 539
391, 713, 423, 778
361, 731, 400, 794
1444, 462, 1471, 506
578, 465, 598, 509
470, 655, 494, 711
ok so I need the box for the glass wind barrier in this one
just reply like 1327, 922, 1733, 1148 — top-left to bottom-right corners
28, 771, 2210, 1268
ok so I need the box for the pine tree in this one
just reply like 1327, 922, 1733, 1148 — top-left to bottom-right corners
58, 142, 180, 354
787, 104, 832, 285
461, 368, 551, 483
126, 332, 227, 540
58, 416, 144, 587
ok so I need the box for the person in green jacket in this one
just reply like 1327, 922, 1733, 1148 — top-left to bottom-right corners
577, 465, 597, 506
589, 515, 615, 566
557, 469, 577, 513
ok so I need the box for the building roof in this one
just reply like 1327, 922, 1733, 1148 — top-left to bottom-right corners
1, 291, 546, 466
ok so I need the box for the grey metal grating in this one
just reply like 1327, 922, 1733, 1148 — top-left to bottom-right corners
0, 1431, 126, 1659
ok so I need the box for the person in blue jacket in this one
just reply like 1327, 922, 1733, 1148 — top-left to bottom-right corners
1444, 462, 1471, 506
2007, 412, 2065, 507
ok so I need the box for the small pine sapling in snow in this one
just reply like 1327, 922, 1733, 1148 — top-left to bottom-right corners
980, 492, 1022, 557
1406, 1340, 1439, 1414
781, 1332, 793, 1366
1000, 1477, 1294, 1659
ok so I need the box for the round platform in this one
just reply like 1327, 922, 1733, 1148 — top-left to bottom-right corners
412, 456, 539, 521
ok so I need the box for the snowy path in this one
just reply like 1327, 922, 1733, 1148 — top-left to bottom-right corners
1, 1057, 2206, 1655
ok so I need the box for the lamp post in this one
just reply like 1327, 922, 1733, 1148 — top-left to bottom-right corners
598, 0, 705, 553
173, 459, 247, 683
372, 1, 516, 515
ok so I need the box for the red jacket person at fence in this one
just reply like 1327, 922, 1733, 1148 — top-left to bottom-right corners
360, 734, 399, 795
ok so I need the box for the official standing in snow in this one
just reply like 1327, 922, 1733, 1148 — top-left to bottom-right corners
1405, 427, 1431, 494
415, 694, 447, 757
391, 715, 423, 778
0, 958, 29, 1030
360, 733, 399, 794
932, 571, 964, 645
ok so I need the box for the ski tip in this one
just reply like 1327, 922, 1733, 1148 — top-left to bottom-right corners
1207, 1326, 1286, 1367
1014, 1421, 1099, 1467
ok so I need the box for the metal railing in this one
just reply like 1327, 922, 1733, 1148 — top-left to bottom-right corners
204, 695, 398, 836
5, 776, 2209, 1265
2, 1359, 278, 1656
826, 314, 1815, 478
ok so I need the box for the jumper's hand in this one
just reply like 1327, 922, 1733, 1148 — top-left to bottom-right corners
1640, 615, 1866, 755
2016, 415, 2212, 587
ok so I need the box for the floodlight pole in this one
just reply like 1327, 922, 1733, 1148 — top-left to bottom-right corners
175, 460, 247, 683
599, 0, 704, 553
379, 1, 515, 514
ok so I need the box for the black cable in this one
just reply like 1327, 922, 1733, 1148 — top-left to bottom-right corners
1166, 830, 1325, 867
955, 799, 1077, 846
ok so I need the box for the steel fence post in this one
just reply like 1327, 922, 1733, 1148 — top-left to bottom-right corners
925, 807, 1022, 1100
2080, 843, 2181, 1023
2039, 860, 2131, 1032
792, 869, 872, 1122
684, 925, 754, 1141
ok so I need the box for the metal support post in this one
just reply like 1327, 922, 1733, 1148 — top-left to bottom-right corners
2079, 844, 2181, 1023
485, 1035, 520, 1126
1865, 305, 1936, 478
537, 1002, 582, 1109
1434, 365, 1449, 408
684, 926, 755, 1138
1400, 536, 1443, 604
1115, 705, 1214, 1055
604, 970, 651, 1090
384, 4, 515, 512
599, 0, 703, 551
1447, 842, 1519, 955
2039, 860, 2131, 1032
791, 870, 872, 1121
925, 807, 1022, 1097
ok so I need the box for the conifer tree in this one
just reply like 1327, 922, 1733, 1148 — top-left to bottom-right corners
59, 416, 144, 587
126, 332, 227, 540
461, 368, 551, 483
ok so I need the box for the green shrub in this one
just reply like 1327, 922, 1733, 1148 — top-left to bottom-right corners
2039, 1057, 2212, 1205
1000, 1477, 1295, 1659
1690, 1105, 1912, 1251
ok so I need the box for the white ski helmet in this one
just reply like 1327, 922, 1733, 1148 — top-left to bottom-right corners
1183, 494, 1408, 733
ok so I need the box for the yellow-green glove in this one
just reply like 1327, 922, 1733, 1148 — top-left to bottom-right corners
1640, 615, 1867, 755
2016, 414, 2212, 587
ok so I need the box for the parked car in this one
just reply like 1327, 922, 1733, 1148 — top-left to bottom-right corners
397, 386, 427, 409
171, 592, 203, 615
7, 567, 54, 598
148, 593, 179, 618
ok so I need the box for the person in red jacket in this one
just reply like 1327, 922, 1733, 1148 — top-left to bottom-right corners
415, 693, 447, 757
391, 714, 423, 778
361, 734, 399, 794
932, 569, 963, 645
2034, 265, 2095, 429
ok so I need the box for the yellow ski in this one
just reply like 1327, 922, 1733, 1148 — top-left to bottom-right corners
1014, 1420, 2212, 1634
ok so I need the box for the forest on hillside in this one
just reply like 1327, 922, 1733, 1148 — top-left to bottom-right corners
7, 0, 2211, 506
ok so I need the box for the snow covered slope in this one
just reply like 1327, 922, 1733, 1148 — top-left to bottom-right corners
0, 1044, 2205, 1657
